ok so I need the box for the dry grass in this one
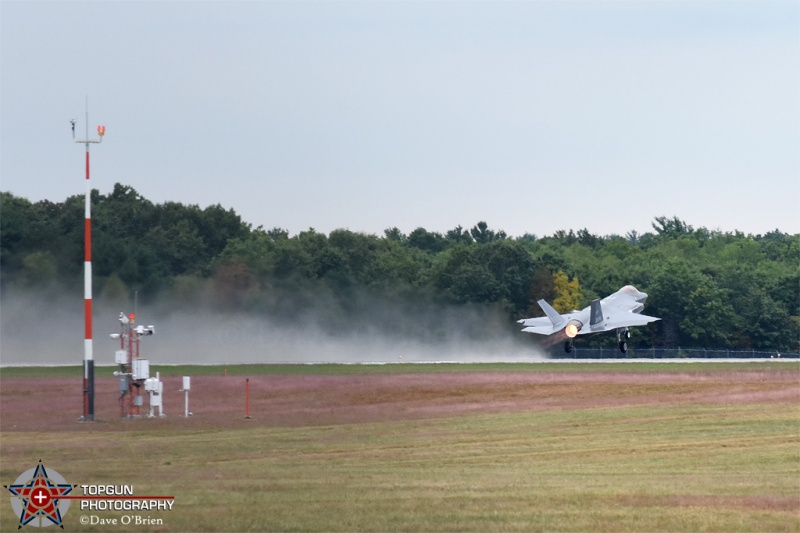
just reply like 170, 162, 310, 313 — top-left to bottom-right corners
1, 363, 798, 532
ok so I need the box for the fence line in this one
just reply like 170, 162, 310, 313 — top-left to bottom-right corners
550, 347, 799, 360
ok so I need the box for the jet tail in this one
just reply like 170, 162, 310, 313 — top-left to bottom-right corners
537, 299, 566, 329
590, 299, 603, 326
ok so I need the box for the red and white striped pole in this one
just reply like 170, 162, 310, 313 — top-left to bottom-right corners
76, 104, 104, 422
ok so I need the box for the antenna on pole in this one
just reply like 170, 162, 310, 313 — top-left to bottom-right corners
75, 98, 106, 423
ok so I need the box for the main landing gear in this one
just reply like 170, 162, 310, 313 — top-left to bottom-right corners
564, 329, 631, 354
617, 328, 631, 353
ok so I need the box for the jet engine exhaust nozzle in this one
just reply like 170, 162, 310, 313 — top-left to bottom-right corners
565, 321, 582, 338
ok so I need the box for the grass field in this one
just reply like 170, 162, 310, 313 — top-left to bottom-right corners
1, 362, 798, 532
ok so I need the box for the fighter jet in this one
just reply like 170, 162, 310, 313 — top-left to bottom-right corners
518, 285, 659, 353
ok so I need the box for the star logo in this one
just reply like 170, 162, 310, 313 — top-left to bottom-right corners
5, 461, 76, 529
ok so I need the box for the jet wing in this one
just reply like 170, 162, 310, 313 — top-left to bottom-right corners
518, 317, 552, 328
601, 313, 660, 330
576, 288, 660, 333
521, 325, 560, 335
518, 316, 559, 335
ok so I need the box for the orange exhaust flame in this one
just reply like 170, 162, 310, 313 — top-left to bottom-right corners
565, 323, 579, 338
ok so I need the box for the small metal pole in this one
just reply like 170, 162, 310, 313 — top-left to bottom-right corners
245, 378, 252, 419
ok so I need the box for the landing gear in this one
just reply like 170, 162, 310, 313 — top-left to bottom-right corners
564, 339, 574, 353
617, 328, 631, 353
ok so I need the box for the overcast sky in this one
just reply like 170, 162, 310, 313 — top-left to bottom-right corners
2, 1, 798, 238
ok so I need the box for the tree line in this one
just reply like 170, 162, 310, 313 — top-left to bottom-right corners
1, 184, 798, 351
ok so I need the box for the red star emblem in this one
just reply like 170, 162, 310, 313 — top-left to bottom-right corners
6, 461, 74, 529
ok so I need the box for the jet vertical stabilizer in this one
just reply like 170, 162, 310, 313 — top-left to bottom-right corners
590, 299, 603, 326
537, 299, 566, 329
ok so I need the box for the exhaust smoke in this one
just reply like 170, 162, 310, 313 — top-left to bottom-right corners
1, 287, 546, 366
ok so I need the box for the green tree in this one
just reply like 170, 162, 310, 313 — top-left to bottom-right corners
407, 228, 447, 253
383, 227, 406, 242
647, 259, 704, 346
20, 251, 57, 287
145, 219, 206, 275
369, 239, 423, 289
470, 221, 506, 243
681, 281, 736, 347
98, 273, 129, 303
652, 216, 693, 239
0, 193, 33, 275
212, 259, 261, 311
525, 265, 556, 317
3, 187, 799, 352
476, 240, 535, 315
445, 225, 473, 245
214, 228, 280, 279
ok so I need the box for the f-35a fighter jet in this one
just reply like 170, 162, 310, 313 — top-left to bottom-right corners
518, 285, 659, 353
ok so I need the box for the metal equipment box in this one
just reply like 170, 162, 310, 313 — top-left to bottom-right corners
132, 359, 150, 380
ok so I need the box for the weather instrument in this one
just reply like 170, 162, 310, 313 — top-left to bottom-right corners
111, 312, 159, 418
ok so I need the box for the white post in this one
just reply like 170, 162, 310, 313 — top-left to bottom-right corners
181, 376, 191, 417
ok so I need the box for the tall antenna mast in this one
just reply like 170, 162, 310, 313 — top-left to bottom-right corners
74, 98, 105, 422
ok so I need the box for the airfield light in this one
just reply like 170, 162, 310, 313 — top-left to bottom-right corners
97, 125, 106, 137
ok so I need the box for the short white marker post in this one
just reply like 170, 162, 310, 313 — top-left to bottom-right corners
180, 376, 191, 417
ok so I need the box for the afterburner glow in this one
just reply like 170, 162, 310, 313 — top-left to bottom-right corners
565, 323, 580, 338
